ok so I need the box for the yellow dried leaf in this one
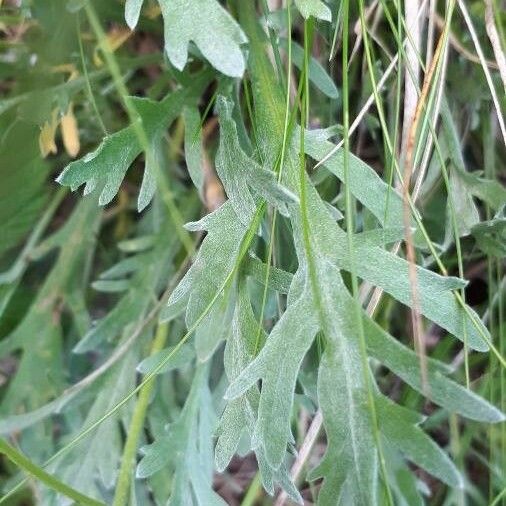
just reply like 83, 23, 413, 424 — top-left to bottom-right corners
61, 103, 80, 158
38, 110, 58, 158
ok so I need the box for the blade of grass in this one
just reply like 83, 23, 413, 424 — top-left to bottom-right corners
0, 439, 105, 506
76, 14, 107, 136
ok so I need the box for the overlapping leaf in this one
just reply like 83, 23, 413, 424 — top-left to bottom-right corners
215, 278, 303, 504
221, 6, 504, 503
162, 94, 296, 360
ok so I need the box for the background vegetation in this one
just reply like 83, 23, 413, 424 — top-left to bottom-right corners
0, 0, 504, 504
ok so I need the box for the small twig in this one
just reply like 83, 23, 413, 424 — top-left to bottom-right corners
403, 24, 448, 395
484, 0, 506, 94
400, 0, 422, 162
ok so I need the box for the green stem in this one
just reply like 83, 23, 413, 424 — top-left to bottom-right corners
240, 472, 262, 506
112, 323, 170, 506
0, 439, 105, 506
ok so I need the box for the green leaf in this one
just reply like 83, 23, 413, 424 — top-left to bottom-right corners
162, 202, 246, 354
183, 106, 205, 196
225, 270, 318, 467
377, 395, 462, 488
364, 314, 504, 423
215, 279, 303, 504
441, 98, 506, 212
279, 39, 338, 99
471, 215, 506, 258
57, 73, 211, 208
137, 364, 226, 505
126, 0, 247, 77
215, 95, 297, 226
161, 0, 247, 77
0, 120, 49, 256
294, 0, 332, 21
304, 129, 405, 229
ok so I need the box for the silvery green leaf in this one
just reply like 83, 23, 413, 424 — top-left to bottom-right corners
57, 73, 211, 208
377, 394, 462, 488
295, 0, 332, 21
225, 270, 318, 468
215, 95, 297, 225
160, 0, 247, 77
137, 365, 226, 505
216, 279, 303, 504
125, 0, 143, 29
183, 106, 205, 196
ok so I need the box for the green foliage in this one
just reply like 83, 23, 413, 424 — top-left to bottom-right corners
0, 0, 504, 505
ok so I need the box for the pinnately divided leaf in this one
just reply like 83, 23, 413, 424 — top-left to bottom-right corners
57, 72, 211, 209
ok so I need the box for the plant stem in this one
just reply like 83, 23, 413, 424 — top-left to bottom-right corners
112, 322, 170, 506
240, 472, 262, 506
